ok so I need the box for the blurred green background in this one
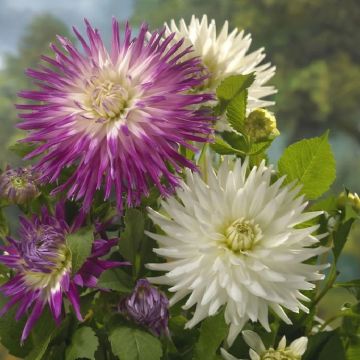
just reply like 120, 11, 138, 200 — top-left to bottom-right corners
0, 0, 359, 358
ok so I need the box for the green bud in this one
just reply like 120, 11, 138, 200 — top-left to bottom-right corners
337, 191, 360, 213
244, 108, 280, 142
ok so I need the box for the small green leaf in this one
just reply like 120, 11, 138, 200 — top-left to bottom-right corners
221, 131, 249, 151
333, 218, 355, 263
118, 209, 145, 264
97, 268, 133, 293
109, 326, 163, 360
65, 326, 99, 360
227, 90, 247, 133
193, 311, 228, 360
278, 131, 336, 199
210, 137, 244, 155
216, 74, 255, 101
8, 142, 37, 158
66, 227, 94, 274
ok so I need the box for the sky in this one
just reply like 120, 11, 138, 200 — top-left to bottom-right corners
0, 0, 134, 68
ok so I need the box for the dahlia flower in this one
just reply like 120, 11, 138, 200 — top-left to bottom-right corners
18, 19, 213, 212
147, 158, 326, 345
0, 166, 39, 204
164, 15, 276, 112
221, 331, 308, 360
0, 203, 121, 342
118, 279, 169, 336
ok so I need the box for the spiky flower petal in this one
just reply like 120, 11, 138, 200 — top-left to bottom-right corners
0, 203, 121, 342
18, 19, 213, 212
147, 158, 326, 345
0, 166, 39, 204
118, 279, 169, 336
164, 15, 276, 130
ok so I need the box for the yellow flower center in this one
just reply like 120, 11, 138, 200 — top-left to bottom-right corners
11, 176, 26, 189
88, 79, 130, 120
262, 348, 301, 360
224, 219, 261, 252
23, 244, 72, 299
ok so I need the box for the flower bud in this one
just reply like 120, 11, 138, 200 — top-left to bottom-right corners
118, 279, 169, 336
337, 191, 360, 213
0, 167, 39, 204
243, 108, 279, 142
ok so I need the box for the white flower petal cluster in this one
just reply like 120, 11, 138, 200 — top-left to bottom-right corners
221, 330, 308, 360
164, 15, 277, 126
147, 157, 326, 345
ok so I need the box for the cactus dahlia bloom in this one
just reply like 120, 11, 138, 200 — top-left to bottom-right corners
221, 331, 308, 360
164, 15, 276, 112
147, 158, 326, 345
0, 203, 122, 342
17, 19, 213, 212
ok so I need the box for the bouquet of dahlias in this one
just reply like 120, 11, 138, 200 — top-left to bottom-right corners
0, 14, 359, 360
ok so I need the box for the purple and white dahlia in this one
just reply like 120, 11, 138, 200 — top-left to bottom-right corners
18, 19, 213, 211
118, 279, 169, 336
0, 203, 121, 342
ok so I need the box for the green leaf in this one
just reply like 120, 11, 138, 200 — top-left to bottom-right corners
318, 331, 346, 360
66, 227, 94, 274
0, 294, 33, 358
278, 131, 336, 199
347, 344, 360, 360
304, 331, 345, 360
118, 208, 145, 264
210, 136, 244, 155
226, 89, 247, 133
65, 326, 99, 360
333, 218, 355, 263
8, 142, 37, 158
221, 131, 249, 151
26, 309, 56, 360
216, 74, 255, 101
109, 326, 163, 360
193, 311, 228, 360
97, 268, 133, 293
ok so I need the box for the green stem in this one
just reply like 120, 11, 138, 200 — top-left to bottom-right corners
312, 263, 338, 309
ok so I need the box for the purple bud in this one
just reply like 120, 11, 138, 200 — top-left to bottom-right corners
118, 279, 169, 336
0, 166, 39, 204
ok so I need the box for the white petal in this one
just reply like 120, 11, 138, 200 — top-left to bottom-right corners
289, 336, 308, 355
242, 331, 266, 353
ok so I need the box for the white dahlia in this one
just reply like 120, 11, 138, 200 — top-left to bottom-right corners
164, 15, 276, 113
147, 158, 326, 345
221, 331, 308, 360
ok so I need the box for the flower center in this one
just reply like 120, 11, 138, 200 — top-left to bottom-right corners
11, 176, 26, 189
224, 219, 261, 252
22, 226, 72, 295
85, 78, 130, 121
262, 348, 301, 360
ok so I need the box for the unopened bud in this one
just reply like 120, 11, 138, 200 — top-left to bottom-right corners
244, 108, 279, 142
337, 191, 360, 213
0, 167, 39, 204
